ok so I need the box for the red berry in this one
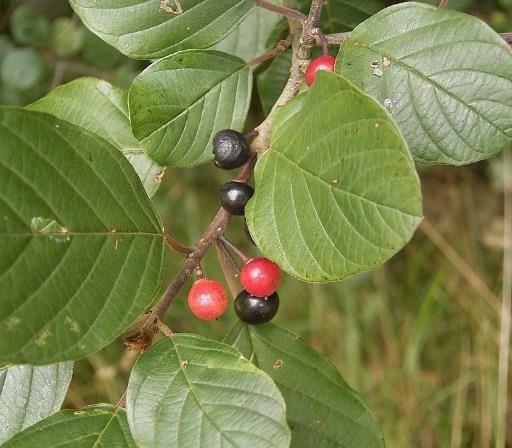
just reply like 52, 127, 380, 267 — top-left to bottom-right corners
188, 279, 228, 320
240, 257, 281, 298
305, 55, 336, 86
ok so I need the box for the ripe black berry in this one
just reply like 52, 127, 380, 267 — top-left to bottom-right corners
212, 129, 250, 169
219, 181, 254, 216
234, 290, 279, 325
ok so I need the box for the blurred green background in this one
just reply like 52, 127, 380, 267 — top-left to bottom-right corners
0, 0, 511, 446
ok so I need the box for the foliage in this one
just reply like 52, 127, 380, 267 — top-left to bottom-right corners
0, 0, 510, 447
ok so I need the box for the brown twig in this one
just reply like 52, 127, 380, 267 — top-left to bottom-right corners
164, 233, 193, 254
438, 0, 448, 7
248, 36, 292, 67
501, 33, 512, 45
251, 0, 325, 153
123, 156, 256, 350
256, 0, 307, 22
324, 32, 350, 45
314, 29, 329, 55
116, 390, 127, 408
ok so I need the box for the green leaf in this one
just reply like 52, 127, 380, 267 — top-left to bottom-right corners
321, 0, 384, 33
257, 51, 292, 116
29, 77, 164, 197
246, 71, 422, 282
214, 3, 282, 62
225, 323, 385, 448
10, 6, 49, 46
0, 48, 48, 91
49, 18, 85, 58
129, 50, 252, 167
0, 107, 166, 364
127, 334, 291, 448
0, 363, 73, 444
2, 404, 136, 447
336, 2, 512, 165
70, 0, 255, 60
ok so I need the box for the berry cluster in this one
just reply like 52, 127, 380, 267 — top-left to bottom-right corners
235, 257, 280, 324
187, 257, 281, 325
213, 129, 254, 216
187, 130, 281, 325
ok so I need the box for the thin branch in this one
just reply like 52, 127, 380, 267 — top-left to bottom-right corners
248, 35, 292, 67
156, 318, 174, 337
164, 233, 193, 254
116, 390, 127, 408
256, 0, 307, 22
251, 0, 326, 153
502, 32, 512, 45
124, 156, 256, 350
438, 0, 448, 7
314, 29, 329, 55
324, 32, 350, 45
496, 148, 512, 448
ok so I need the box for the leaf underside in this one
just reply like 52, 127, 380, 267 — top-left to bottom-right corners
0, 363, 73, 444
2, 404, 136, 447
126, 334, 291, 448
69, 0, 255, 60
246, 71, 422, 283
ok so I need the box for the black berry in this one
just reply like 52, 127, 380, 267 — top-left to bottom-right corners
219, 181, 254, 216
212, 129, 250, 170
234, 290, 279, 325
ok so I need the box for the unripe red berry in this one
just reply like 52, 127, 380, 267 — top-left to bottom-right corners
304, 55, 336, 86
240, 257, 281, 298
188, 278, 228, 320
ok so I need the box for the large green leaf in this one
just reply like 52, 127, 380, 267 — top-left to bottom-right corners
336, 2, 512, 165
0, 363, 73, 443
246, 71, 422, 282
129, 50, 252, 167
225, 323, 385, 448
214, 3, 282, 62
29, 77, 163, 197
2, 404, 135, 447
0, 107, 166, 364
127, 334, 291, 447
70, 0, 255, 60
